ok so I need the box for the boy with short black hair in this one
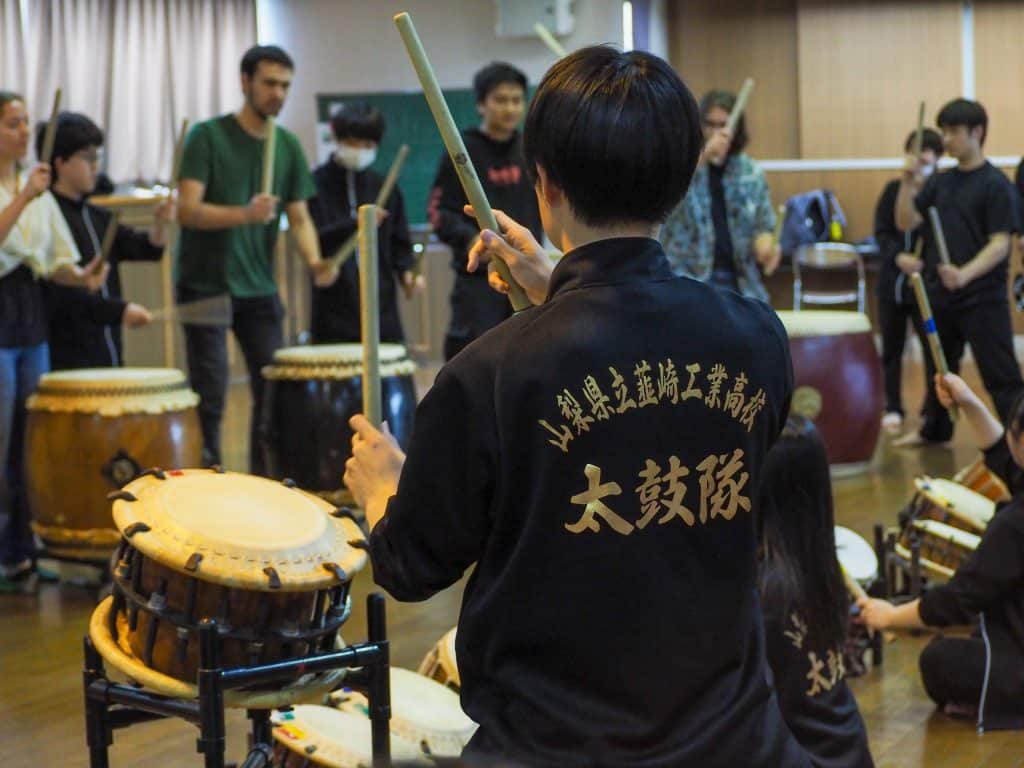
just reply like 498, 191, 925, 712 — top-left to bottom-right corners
894, 98, 1022, 446
38, 111, 172, 369
346, 46, 807, 767
427, 61, 542, 360
308, 102, 417, 343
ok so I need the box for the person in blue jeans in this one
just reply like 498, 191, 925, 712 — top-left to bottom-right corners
0, 90, 107, 590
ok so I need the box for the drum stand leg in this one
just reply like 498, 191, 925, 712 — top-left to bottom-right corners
83, 637, 112, 768
197, 619, 227, 768
909, 535, 923, 598
367, 593, 391, 768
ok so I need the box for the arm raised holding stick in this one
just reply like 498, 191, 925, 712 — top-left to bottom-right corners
394, 12, 530, 311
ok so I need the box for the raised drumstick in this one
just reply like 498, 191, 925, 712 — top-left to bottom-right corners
910, 272, 958, 421
724, 78, 755, 135
359, 204, 382, 427
534, 22, 568, 58
39, 88, 63, 166
170, 118, 189, 192
262, 116, 276, 196
927, 207, 952, 266
913, 101, 926, 156
394, 11, 529, 311
98, 212, 120, 265
328, 144, 411, 270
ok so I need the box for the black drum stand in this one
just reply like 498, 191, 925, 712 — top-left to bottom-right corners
83, 593, 392, 768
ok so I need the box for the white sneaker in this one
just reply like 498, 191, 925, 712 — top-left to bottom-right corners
881, 412, 903, 435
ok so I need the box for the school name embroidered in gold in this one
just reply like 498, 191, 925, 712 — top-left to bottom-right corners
538, 358, 767, 454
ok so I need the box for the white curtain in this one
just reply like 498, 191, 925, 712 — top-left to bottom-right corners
1, 0, 256, 182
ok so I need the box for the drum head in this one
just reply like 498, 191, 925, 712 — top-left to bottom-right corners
912, 519, 982, 550
774, 310, 872, 338
834, 526, 878, 583
28, 367, 197, 415
111, 469, 366, 590
915, 477, 994, 530
273, 706, 427, 767
265, 344, 417, 380
333, 667, 477, 757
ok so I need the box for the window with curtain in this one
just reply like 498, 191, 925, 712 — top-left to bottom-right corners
0, 0, 256, 183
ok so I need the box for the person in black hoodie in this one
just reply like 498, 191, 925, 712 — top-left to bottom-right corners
37, 112, 173, 369
874, 128, 943, 435
344, 46, 809, 767
757, 415, 874, 768
427, 62, 543, 361
860, 373, 1024, 731
308, 103, 417, 343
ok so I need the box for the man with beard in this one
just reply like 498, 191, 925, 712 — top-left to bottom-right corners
176, 45, 337, 471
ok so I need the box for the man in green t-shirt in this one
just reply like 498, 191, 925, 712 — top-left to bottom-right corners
177, 44, 337, 472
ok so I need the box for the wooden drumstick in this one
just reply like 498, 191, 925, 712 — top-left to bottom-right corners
534, 22, 568, 58
328, 144, 411, 270
98, 212, 120, 265
910, 272, 959, 421
394, 12, 529, 311
840, 564, 868, 602
39, 88, 63, 166
262, 116, 276, 196
913, 101, 926, 156
359, 204, 382, 427
761, 204, 786, 277
170, 118, 189, 193
725, 78, 755, 135
927, 206, 952, 266
147, 294, 232, 327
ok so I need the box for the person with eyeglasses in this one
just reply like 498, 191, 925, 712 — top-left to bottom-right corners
38, 112, 175, 370
661, 89, 780, 300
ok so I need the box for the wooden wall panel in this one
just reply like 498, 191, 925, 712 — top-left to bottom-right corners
796, 0, 962, 158
668, 0, 800, 157
974, 1, 1024, 157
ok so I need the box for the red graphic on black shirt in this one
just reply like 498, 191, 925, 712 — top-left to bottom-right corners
487, 165, 522, 186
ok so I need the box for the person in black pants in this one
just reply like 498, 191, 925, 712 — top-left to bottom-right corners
308, 102, 419, 344
874, 128, 943, 435
427, 62, 543, 361
893, 99, 1022, 446
861, 373, 1024, 731
38, 112, 173, 369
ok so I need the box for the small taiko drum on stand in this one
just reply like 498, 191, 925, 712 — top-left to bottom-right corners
417, 626, 460, 693
260, 344, 417, 502
272, 706, 428, 767
953, 458, 1011, 503
896, 519, 980, 582
908, 477, 994, 534
87, 469, 366, 708
775, 311, 883, 472
331, 667, 478, 758
25, 368, 202, 562
835, 526, 878, 590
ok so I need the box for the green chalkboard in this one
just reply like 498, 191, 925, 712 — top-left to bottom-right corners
315, 88, 533, 226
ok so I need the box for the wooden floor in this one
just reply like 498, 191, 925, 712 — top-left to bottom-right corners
2, 360, 1024, 767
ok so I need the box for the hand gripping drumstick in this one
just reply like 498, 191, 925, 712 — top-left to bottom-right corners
39, 88, 62, 166
394, 12, 530, 311
359, 204, 383, 428
927, 206, 952, 266
534, 22, 568, 58
328, 144, 411, 270
725, 78, 755, 135
910, 272, 959, 421
261, 116, 276, 196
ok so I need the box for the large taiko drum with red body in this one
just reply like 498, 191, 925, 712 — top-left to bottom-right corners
775, 311, 882, 468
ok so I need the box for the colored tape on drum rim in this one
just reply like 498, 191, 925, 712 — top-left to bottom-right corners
924, 318, 937, 334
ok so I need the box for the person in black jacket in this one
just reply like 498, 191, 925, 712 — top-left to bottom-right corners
860, 373, 1024, 731
36, 112, 172, 369
308, 103, 418, 343
427, 62, 543, 361
757, 415, 874, 768
344, 46, 810, 768
875, 128, 943, 435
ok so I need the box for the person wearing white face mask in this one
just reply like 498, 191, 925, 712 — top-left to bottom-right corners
874, 128, 943, 437
308, 103, 420, 344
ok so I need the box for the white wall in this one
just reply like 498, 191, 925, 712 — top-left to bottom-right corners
257, 0, 624, 159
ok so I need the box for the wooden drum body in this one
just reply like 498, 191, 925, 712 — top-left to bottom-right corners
909, 477, 993, 534
417, 626, 461, 693
896, 519, 980, 581
89, 469, 366, 705
953, 458, 1011, 503
775, 311, 883, 468
25, 368, 201, 560
260, 344, 417, 494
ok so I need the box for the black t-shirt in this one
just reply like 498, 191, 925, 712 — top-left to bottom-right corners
0, 265, 47, 348
761, 570, 874, 768
874, 178, 921, 303
369, 238, 807, 767
914, 161, 1021, 309
709, 162, 735, 273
